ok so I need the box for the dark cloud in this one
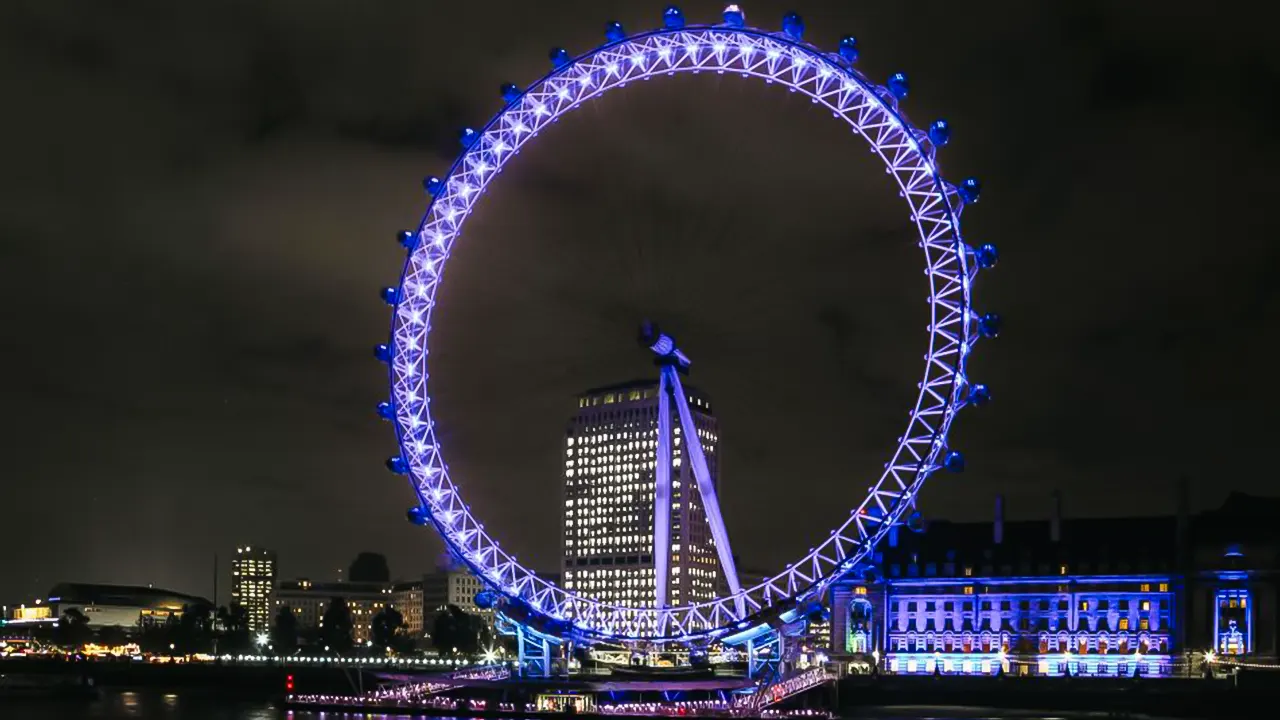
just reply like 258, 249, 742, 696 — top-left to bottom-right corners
1, 0, 1277, 605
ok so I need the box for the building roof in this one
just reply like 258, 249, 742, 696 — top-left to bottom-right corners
579, 378, 711, 402
47, 583, 210, 611
277, 579, 387, 596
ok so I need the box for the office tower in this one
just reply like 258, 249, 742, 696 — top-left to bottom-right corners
562, 380, 721, 608
231, 545, 277, 634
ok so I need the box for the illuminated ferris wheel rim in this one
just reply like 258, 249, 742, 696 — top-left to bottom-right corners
382, 7, 999, 643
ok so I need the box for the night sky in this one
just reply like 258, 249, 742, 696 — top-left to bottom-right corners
2, 1, 1277, 606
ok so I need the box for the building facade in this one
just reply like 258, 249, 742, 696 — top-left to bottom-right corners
826, 491, 1280, 677
391, 566, 492, 645
274, 580, 391, 645
231, 546, 277, 634
44, 583, 210, 629
562, 380, 721, 609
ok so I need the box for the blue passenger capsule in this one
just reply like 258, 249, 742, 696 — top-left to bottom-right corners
928, 119, 951, 147
943, 450, 965, 473
958, 176, 982, 204
406, 506, 429, 525
723, 5, 745, 28
376, 401, 395, 420
968, 384, 992, 407
549, 47, 571, 68
906, 511, 927, 533
500, 83, 521, 103
976, 243, 999, 269
396, 230, 416, 249
474, 590, 499, 609
380, 286, 399, 305
663, 6, 685, 30
605, 21, 626, 43
782, 13, 805, 40
374, 343, 393, 363
838, 35, 859, 63
422, 175, 443, 196
459, 127, 478, 148
887, 72, 909, 100
978, 312, 1002, 338
386, 455, 409, 474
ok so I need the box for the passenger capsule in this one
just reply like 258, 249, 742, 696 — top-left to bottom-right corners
838, 36, 859, 63
887, 72, 909, 100
978, 312, 1002, 338
605, 21, 626, 43
782, 13, 805, 40
976, 243, 999, 269
968, 384, 992, 406
663, 6, 686, 30
406, 506, 430, 525
500, 83, 521, 103
723, 4, 745, 28
380, 286, 400, 305
928, 119, 951, 147
549, 47, 571, 68
943, 450, 965, 473
376, 401, 395, 420
422, 176, 444, 196
386, 455, 409, 474
958, 176, 982, 204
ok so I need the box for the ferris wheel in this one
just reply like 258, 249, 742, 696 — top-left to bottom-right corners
377, 4, 1000, 647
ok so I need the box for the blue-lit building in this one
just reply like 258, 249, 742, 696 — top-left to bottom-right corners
828, 491, 1279, 677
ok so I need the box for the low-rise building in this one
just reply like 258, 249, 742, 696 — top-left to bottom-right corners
826, 490, 1280, 677
44, 583, 209, 629
274, 579, 391, 645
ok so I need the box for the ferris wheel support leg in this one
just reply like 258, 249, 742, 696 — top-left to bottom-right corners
516, 622, 553, 678
654, 369, 673, 613
667, 367, 744, 616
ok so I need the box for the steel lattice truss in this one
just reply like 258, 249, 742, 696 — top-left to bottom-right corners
386, 20, 988, 643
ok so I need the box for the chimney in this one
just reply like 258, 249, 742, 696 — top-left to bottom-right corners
994, 494, 1004, 545
1050, 490, 1062, 543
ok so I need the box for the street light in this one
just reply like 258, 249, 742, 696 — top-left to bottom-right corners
256, 633, 269, 648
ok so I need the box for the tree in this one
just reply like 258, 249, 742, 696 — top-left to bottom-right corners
54, 608, 93, 650
137, 612, 178, 654
320, 597, 353, 653
430, 605, 489, 656
217, 603, 251, 653
371, 605, 404, 652
97, 625, 129, 649
272, 606, 299, 654
348, 552, 391, 583
174, 602, 215, 655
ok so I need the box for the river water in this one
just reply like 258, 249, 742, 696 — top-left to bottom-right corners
0, 688, 1081, 720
